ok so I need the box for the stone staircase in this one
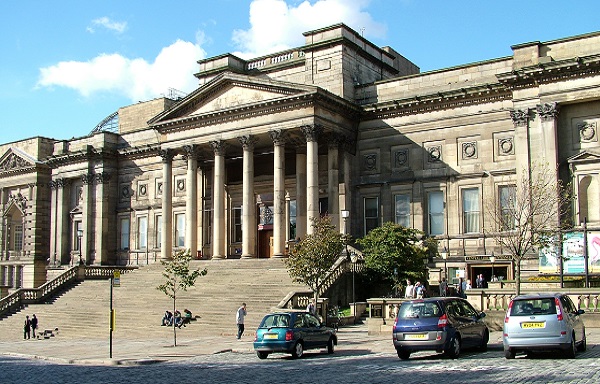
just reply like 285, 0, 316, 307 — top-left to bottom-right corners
0, 258, 305, 342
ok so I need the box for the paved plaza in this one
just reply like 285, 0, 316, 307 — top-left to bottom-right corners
1, 324, 600, 384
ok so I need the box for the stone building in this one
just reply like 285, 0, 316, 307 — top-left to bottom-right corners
2, 23, 600, 291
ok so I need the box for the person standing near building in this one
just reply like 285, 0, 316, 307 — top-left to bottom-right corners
404, 279, 415, 298
23, 315, 31, 340
439, 278, 448, 297
236, 303, 247, 339
30, 314, 38, 339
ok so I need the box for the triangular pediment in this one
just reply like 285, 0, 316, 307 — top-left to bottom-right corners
149, 72, 319, 126
567, 150, 600, 164
0, 147, 37, 173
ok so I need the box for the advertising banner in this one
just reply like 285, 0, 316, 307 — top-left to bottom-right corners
539, 231, 600, 273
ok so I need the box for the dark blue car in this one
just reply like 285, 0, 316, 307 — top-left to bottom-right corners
253, 311, 337, 359
393, 297, 489, 359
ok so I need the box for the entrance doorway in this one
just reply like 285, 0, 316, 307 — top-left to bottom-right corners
258, 229, 273, 258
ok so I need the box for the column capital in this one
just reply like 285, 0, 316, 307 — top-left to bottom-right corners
536, 102, 560, 122
82, 173, 95, 185
159, 148, 174, 163
182, 144, 199, 160
95, 172, 111, 184
238, 135, 259, 150
301, 124, 323, 142
269, 129, 287, 146
509, 108, 532, 127
209, 140, 227, 156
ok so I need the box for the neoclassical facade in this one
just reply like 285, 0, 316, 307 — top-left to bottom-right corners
3, 24, 600, 290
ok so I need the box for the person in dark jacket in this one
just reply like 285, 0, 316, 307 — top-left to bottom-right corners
30, 314, 38, 338
23, 315, 31, 340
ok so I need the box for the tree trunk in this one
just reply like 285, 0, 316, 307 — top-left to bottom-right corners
515, 258, 522, 296
173, 297, 177, 346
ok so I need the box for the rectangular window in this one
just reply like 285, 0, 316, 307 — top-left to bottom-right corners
289, 200, 297, 240
204, 207, 212, 245
175, 213, 185, 248
428, 191, 444, 236
462, 188, 480, 233
394, 194, 411, 227
232, 206, 242, 243
364, 197, 379, 235
499, 185, 517, 230
155, 215, 162, 249
120, 218, 130, 250
137, 216, 148, 249
14, 224, 23, 251
73, 221, 82, 251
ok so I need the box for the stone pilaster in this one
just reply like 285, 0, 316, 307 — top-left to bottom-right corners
328, 135, 341, 231
295, 147, 307, 240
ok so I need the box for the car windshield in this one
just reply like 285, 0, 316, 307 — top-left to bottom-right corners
509, 298, 557, 316
398, 302, 442, 318
259, 314, 291, 328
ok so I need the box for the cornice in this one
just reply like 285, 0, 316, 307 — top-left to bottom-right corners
117, 144, 161, 160
44, 147, 117, 168
363, 83, 511, 119
497, 54, 600, 89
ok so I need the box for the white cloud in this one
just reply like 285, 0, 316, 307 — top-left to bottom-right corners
37, 40, 206, 101
88, 17, 127, 34
232, 0, 385, 58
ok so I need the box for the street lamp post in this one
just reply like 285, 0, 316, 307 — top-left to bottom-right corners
490, 252, 496, 281
350, 251, 358, 324
77, 229, 83, 265
440, 246, 448, 281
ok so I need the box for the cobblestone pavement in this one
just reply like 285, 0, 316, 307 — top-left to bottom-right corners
2, 326, 600, 384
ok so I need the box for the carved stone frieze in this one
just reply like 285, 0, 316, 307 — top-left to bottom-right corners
462, 142, 477, 159
510, 109, 531, 127
7, 192, 27, 212
427, 146, 442, 162
578, 121, 597, 142
0, 153, 30, 172
498, 137, 515, 156
394, 149, 409, 168
363, 153, 377, 171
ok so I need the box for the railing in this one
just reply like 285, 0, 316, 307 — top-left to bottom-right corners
246, 50, 304, 71
278, 246, 364, 310
0, 265, 138, 319
466, 289, 600, 313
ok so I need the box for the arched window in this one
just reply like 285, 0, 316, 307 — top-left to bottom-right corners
579, 175, 599, 223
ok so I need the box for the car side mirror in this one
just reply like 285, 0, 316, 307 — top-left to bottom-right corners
577, 309, 585, 315
479, 312, 486, 319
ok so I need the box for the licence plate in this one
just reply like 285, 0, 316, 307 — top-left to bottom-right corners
521, 322, 545, 329
263, 333, 279, 340
405, 334, 427, 340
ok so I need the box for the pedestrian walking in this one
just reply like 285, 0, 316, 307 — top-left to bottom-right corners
439, 278, 448, 297
31, 314, 38, 338
404, 279, 414, 298
23, 315, 31, 340
236, 303, 247, 339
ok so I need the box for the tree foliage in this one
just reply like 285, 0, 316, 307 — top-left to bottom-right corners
157, 249, 207, 346
357, 222, 428, 294
485, 162, 569, 295
285, 216, 345, 301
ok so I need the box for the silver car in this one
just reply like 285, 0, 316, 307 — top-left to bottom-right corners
502, 293, 586, 359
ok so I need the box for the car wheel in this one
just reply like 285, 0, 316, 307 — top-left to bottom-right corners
479, 329, 489, 351
327, 338, 335, 354
565, 334, 576, 359
291, 341, 304, 359
257, 351, 269, 359
504, 349, 515, 359
577, 334, 587, 352
445, 335, 461, 359
397, 349, 411, 360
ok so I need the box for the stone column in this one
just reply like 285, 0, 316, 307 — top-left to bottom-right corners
184, 145, 198, 258
210, 141, 226, 259
239, 135, 258, 258
285, 192, 291, 246
270, 130, 286, 258
302, 125, 322, 235
536, 102, 560, 164
339, 138, 353, 233
295, 147, 307, 240
160, 149, 174, 260
328, 136, 341, 231
94, 172, 111, 265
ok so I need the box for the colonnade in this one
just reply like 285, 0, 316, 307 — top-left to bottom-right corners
159, 125, 352, 260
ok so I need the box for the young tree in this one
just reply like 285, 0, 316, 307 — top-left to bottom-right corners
357, 222, 428, 295
285, 216, 345, 303
485, 163, 569, 295
157, 249, 207, 346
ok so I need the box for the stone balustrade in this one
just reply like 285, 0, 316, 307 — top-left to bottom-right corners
246, 50, 304, 70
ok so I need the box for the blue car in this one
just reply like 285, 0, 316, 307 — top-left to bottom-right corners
253, 311, 337, 359
393, 297, 489, 360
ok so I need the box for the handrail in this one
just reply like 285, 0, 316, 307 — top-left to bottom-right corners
278, 245, 364, 309
0, 265, 138, 319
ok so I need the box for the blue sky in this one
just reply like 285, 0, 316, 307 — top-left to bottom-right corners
2, 0, 600, 144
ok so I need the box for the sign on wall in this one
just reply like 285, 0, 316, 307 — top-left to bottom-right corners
539, 232, 600, 273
